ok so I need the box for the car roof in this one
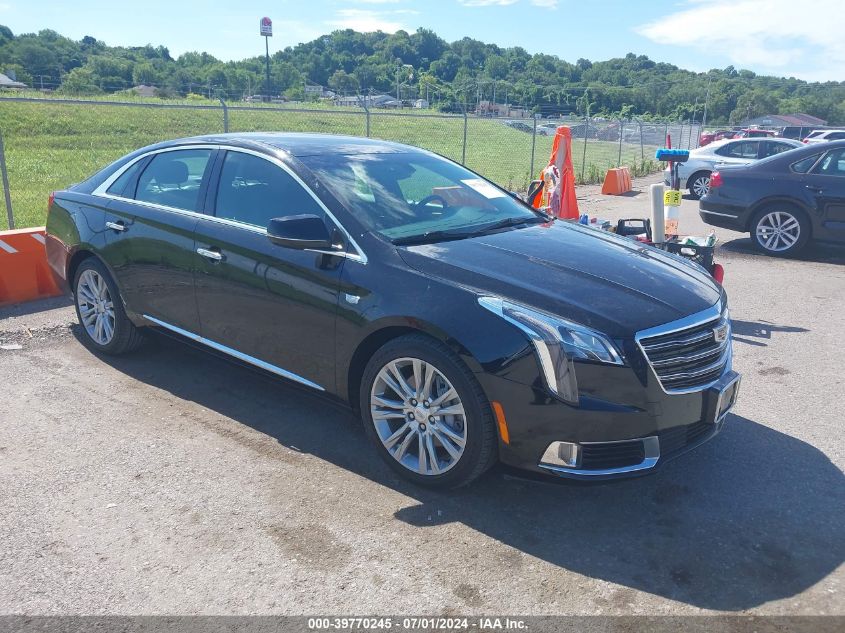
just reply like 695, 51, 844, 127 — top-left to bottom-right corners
748, 138, 845, 169
175, 132, 418, 157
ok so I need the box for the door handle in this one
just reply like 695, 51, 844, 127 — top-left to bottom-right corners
805, 185, 824, 194
196, 247, 223, 261
105, 221, 126, 232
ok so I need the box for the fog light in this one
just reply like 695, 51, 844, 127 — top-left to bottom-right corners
540, 441, 581, 468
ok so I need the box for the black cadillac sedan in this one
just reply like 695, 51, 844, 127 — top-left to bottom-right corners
46, 133, 739, 488
700, 139, 845, 256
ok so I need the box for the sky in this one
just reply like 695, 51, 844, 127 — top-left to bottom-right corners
2, 0, 843, 82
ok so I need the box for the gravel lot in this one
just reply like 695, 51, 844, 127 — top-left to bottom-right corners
1, 175, 843, 616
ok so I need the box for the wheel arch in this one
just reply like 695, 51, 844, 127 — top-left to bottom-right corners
746, 196, 813, 236
345, 317, 484, 414
66, 248, 96, 286
66, 249, 139, 322
688, 169, 712, 184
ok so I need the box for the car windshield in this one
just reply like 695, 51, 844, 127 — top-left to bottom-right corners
300, 151, 543, 243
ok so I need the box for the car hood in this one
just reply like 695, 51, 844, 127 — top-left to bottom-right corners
397, 222, 722, 338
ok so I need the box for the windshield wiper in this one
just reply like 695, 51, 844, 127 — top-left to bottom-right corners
468, 215, 546, 235
391, 216, 545, 246
392, 228, 480, 246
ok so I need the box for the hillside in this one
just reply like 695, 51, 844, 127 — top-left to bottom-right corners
1, 24, 843, 124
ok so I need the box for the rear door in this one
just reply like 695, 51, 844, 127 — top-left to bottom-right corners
714, 140, 761, 167
100, 146, 216, 332
804, 147, 845, 242
192, 149, 350, 391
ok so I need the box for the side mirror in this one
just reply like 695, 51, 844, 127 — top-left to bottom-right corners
267, 214, 335, 250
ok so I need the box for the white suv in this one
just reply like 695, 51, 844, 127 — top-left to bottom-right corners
803, 129, 845, 144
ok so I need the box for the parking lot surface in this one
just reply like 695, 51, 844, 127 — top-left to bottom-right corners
1, 176, 843, 615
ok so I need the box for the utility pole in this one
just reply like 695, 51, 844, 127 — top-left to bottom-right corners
260, 17, 273, 100
395, 63, 412, 103
701, 75, 712, 132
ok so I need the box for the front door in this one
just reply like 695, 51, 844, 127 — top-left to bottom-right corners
192, 150, 347, 391
101, 147, 215, 332
805, 147, 845, 242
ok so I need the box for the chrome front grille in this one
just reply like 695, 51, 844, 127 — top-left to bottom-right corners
637, 306, 731, 392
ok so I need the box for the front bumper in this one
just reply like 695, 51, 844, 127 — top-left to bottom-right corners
536, 371, 740, 479
478, 303, 740, 481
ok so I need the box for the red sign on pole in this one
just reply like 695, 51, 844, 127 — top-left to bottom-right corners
260, 17, 273, 37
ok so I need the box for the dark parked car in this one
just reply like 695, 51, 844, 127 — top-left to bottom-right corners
46, 133, 740, 487
700, 139, 845, 256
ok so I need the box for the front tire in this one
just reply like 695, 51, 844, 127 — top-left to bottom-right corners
360, 334, 498, 488
687, 171, 711, 200
750, 205, 809, 256
73, 258, 144, 354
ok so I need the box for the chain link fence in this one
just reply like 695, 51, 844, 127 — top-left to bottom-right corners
0, 96, 701, 230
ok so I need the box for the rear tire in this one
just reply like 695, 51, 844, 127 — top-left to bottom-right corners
359, 334, 498, 488
73, 258, 144, 355
687, 171, 711, 200
750, 204, 810, 257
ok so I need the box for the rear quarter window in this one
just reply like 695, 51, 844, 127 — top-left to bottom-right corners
791, 154, 822, 174
106, 160, 144, 197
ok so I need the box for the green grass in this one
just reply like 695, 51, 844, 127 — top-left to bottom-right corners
0, 97, 660, 229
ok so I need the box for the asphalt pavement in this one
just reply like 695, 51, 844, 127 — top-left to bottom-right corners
1, 176, 843, 615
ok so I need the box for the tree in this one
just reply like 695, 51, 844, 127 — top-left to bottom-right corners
2, 23, 843, 125
15, 40, 58, 79
132, 62, 160, 86
59, 67, 100, 95
328, 69, 358, 94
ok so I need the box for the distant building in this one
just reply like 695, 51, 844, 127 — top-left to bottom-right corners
742, 113, 828, 128
0, 72, 27, 90
130, 84, 158, 97
476, 100, 529, 118
304, 84, 335, 99
334, 94, 401, 108
414, 99, 429, 109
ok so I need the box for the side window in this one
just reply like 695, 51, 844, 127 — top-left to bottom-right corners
791, 154, 822, 174
811, 149, 845, 177
762, 142, 796, 158
215, 152, 323, 228
135, 149, 212, 211
717, 141, 759, 159
106, 159, 145, 197
827, 132, 845, 141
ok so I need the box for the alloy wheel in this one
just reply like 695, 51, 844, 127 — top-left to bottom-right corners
76, 269, 116, 346
691, 175, 710, 198
756, 211, 801, 252
370, 357, 467, 476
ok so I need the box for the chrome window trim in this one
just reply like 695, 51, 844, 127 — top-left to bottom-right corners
92, 144, 221, 196
92, 144, 368, 264
142, 314, 325, 391
634, 300, 732, 395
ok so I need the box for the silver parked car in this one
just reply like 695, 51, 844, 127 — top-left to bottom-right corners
664, 137, 802, 199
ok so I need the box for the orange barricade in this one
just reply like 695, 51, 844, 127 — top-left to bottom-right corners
0, 227, 63, 306
532, 126, 579, 219
601, 167, 633, 195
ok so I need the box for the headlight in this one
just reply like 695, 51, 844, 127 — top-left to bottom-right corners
478, 296, 623, 404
